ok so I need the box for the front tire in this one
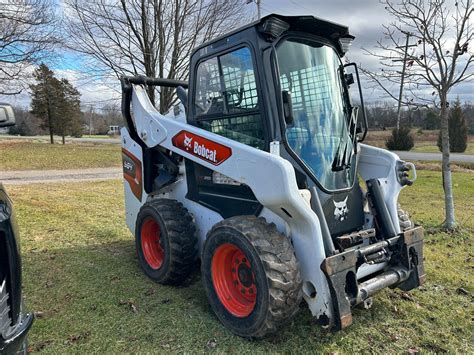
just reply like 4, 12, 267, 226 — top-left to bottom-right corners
135, 199, 197, 285
201, 216, 302, 338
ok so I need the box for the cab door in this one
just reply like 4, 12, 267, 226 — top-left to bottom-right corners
185, 46, 268, 218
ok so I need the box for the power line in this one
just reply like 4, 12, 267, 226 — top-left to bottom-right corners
80, 97, 120, 105
288, 0, 315, 14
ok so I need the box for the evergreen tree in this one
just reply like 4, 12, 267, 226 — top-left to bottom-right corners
385, 127, 414, 151
57, 78, 83, 143
30, 64, 60, 144
30, 64, 83, 144
437, 98, 468, 153
423, 111, 440, 130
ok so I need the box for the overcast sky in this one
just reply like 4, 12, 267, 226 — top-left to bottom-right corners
3, 0, 473, 109
259, 0, 473, 104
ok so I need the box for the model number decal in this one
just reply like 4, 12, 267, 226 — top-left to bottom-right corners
172, 130, 232, 166
122, 148, 142, 201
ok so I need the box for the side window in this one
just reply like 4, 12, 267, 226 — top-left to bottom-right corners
195, 57, 223, 115
220, 49, 259, 113
194, 47, 265, 149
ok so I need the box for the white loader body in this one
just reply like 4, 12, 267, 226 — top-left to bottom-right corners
121, 84, 410, 324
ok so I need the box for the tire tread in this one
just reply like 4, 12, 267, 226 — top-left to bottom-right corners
207, 215, 302, 338
137, 199, 197, 285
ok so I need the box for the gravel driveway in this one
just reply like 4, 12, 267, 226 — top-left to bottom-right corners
0, 167, 122, 185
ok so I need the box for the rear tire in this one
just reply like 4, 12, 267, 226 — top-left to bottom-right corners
201, 216, 302, 338
135, 199, 197, 285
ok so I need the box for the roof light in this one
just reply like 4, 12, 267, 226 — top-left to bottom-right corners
339, 36, 355, 54
259, 17, 290, 40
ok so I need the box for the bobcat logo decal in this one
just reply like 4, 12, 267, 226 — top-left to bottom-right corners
172, 130, 232, 166
183, 134, 193, 150
333, 197, 349, 222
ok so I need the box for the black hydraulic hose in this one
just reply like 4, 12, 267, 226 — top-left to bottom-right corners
120, 77, 143, 146
124, 75, 188, 88
310, 187, 336, 256
367, 179, 397, 238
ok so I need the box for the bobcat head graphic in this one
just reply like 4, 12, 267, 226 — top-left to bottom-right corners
333, 197, 349, 222
184, 134, 193, 150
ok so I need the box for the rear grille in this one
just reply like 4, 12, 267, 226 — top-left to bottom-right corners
0, 278, 11, 338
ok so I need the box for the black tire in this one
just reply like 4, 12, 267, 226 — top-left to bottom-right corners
135, 199, 197, 285
201, 216, 302, 339
398, 204, 414, 231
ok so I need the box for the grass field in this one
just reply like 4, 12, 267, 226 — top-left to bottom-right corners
364, 130, 474, 154
6, 170, 473, 353
0, 141, 121, 170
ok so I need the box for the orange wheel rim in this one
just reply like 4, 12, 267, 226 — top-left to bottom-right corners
211, 243, 257, 317
141, 218, 164, 269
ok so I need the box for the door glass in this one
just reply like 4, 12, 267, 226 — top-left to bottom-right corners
194, 47, 264, 149
277, 38, 356, 191
195, 57, 223, 115
220, 48, 259, 113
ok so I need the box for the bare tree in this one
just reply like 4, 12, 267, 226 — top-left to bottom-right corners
363, 0, 473, 230
0, 0, 58, 95
64, 0, 250, 113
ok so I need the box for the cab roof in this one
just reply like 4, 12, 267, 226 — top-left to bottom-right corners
193, 14, 354, 56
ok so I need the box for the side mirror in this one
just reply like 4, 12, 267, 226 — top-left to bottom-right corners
0, 104, 15, 128
345, 73, 354, 86
343, 63, 367, 141
282, 90, 293, 125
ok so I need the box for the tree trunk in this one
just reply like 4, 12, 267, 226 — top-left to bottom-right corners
147, 85, 155, 107
439, 93, 456, 230
49, 126, 54, 144
46, 83, 54, 144
62, 134, 65, 145
160, 88, 172, 114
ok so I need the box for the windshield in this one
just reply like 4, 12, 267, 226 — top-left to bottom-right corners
276, 38, 356, 191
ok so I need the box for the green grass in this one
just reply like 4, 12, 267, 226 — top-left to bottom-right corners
0, 141, 121, 170
411, 142, 474, 154
365, 130, 474, 154
6, 171, 474, 353
86, 135, 117, 139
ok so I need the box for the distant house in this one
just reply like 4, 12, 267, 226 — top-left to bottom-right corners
107, 125, 121, 136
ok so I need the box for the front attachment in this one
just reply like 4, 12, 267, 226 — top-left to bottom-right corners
321, 226, 425, 330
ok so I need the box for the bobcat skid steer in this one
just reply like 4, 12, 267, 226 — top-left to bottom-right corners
120, 14, 425, 338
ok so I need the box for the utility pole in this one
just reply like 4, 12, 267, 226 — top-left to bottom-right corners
89, 105, 94, 137
393, 31, 417, 130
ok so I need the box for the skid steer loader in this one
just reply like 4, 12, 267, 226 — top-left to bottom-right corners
119, 14, 425, 338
